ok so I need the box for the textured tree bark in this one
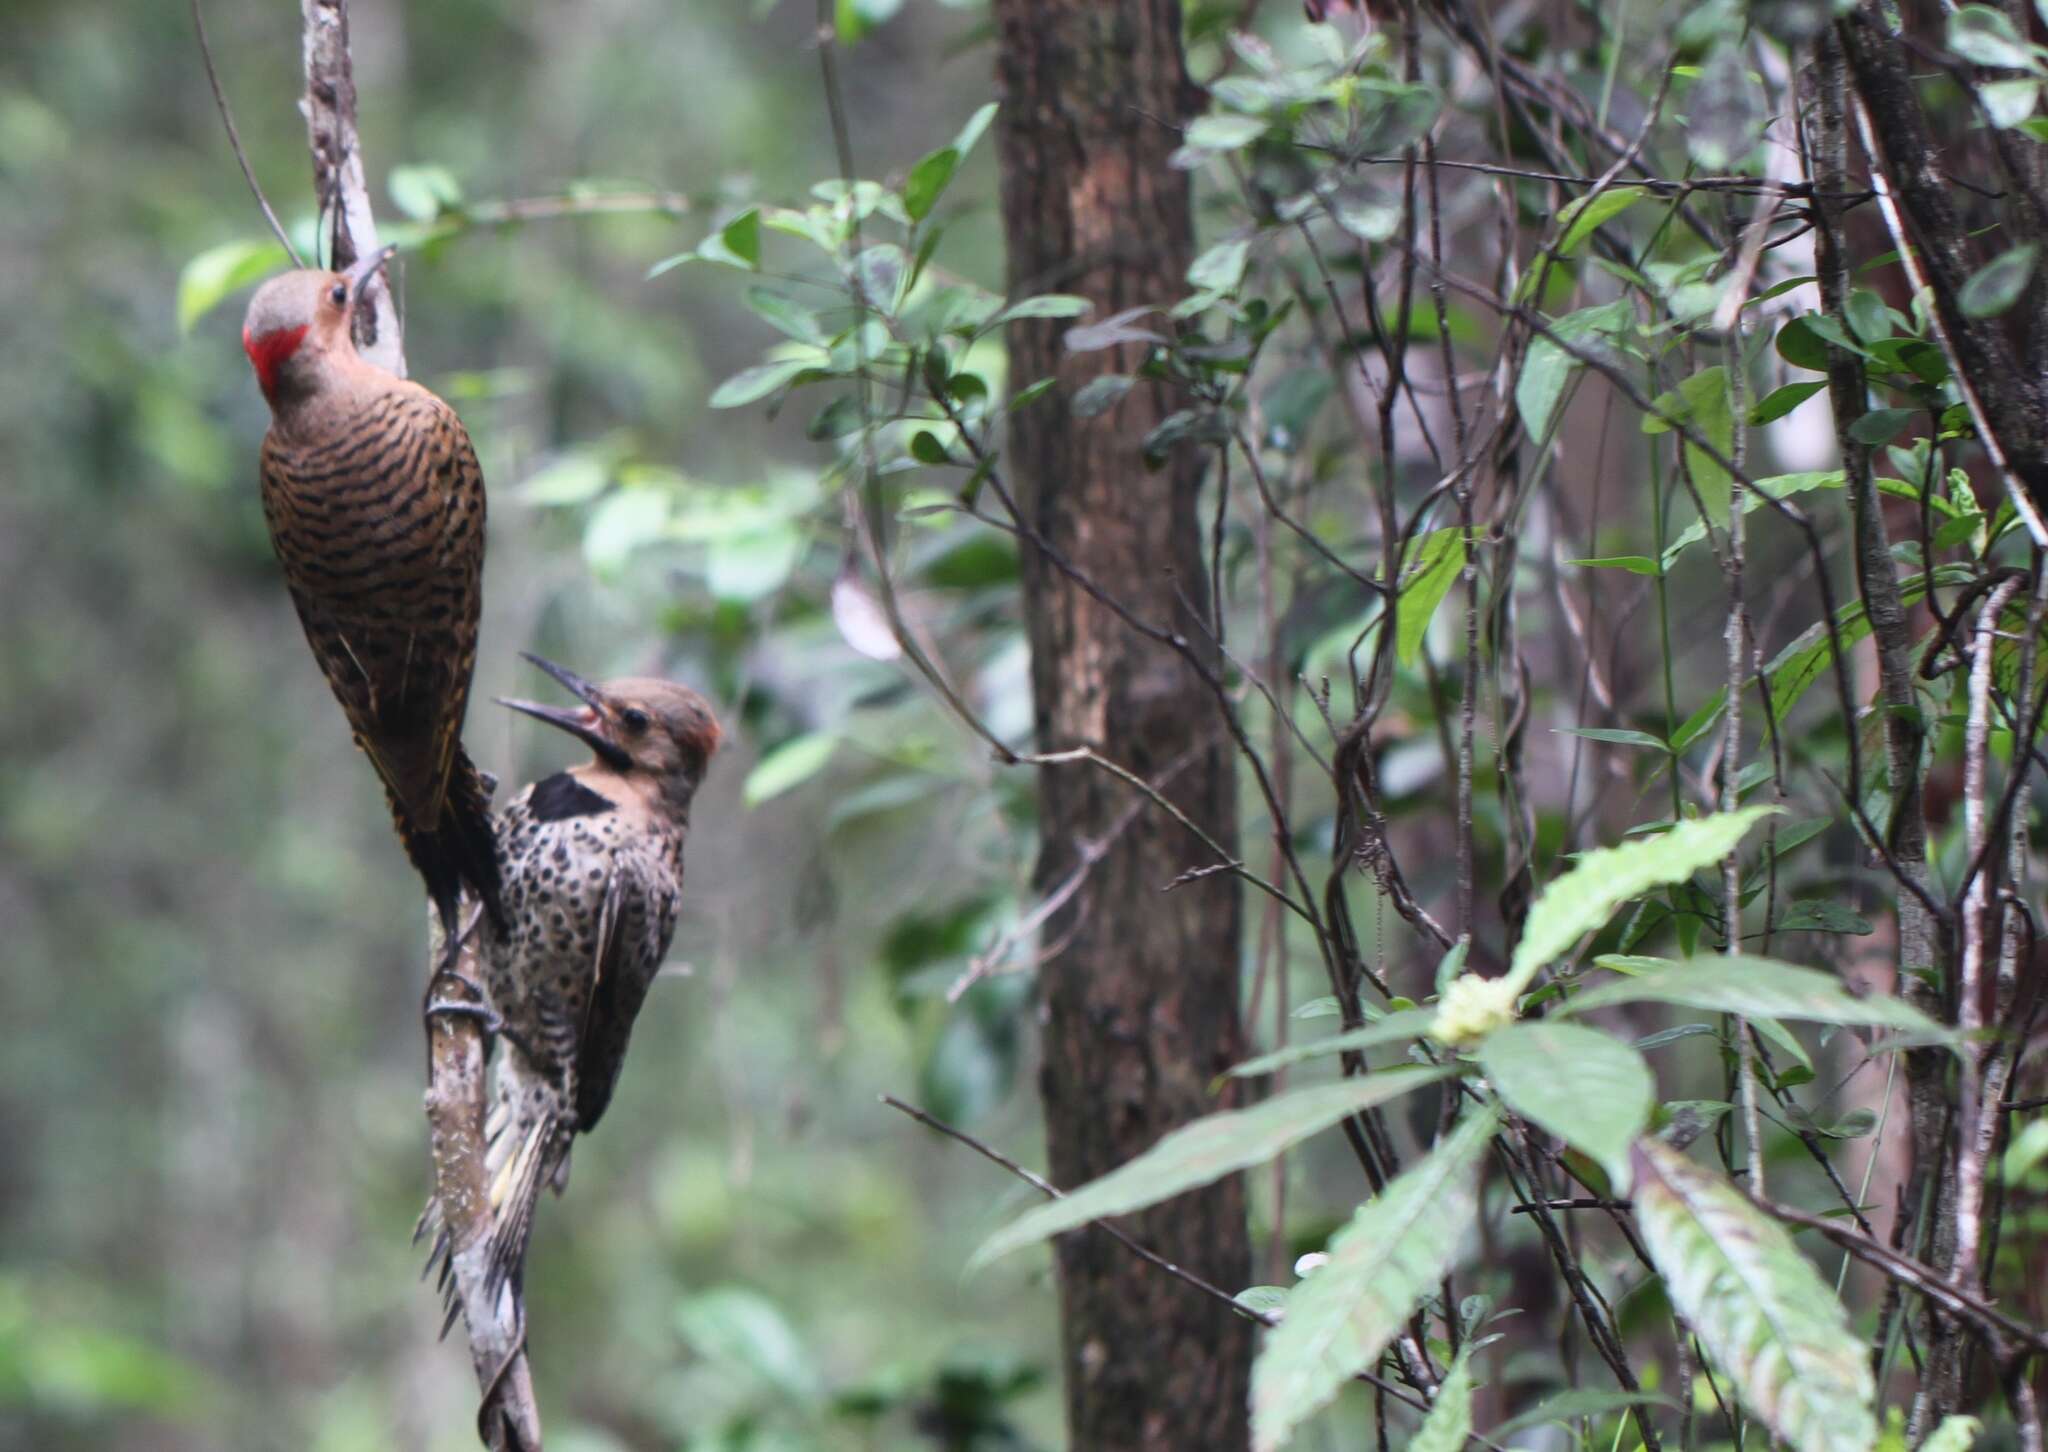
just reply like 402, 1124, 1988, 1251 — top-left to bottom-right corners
992, 4, 1254, 1447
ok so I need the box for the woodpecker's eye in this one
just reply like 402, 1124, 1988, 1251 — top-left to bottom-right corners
620, 708, 650, 734
328, 282, 348, 308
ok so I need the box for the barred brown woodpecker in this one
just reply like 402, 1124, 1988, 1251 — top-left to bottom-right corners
468, 654, 720, 1291
242, 251, 505, 950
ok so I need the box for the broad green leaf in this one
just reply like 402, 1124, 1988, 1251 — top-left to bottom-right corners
712, 207, 762, 269
1566, 955, 1950, 1041
1677, 366, 1735, 526
1633, 1137, 1878, 1452
971, 1066, 1449, 1268
1480, 1022, 1652, 1189
581, 486, 669, 574
1764, 567, 1973, 720
1749, 380, 1827, 425
388, 162, 463, 222
1661, 470, 1844, 568
992, 294, 1093, 326
1506, 806, 1778, 993
1396, 527, 1466, 666
1555, 186, 1645, 256
1491, 1388, 1680, 1440
707, 525, 804, 602
743, 732, 839, 807
1960, 243, 2038, 318
1982, 78, 2041, 127
675, 1286, 821, 1403
1186, 113, 1267, 150
904, 146, 959, 223
1410, 1348, 1476, 1452
1250, 1112, 1493, 1452
519, 453, 610, 506
709, 358, 812, 409
1950, 4, 2033, 68
1773, 900, 1874, 935
1072, 374, 1136, 418
1227, 1007, 1436, 1078
1847, 408, 1915, 445
1517, 300, 1631, 441
1188, 238, 1251, 293
178, 238, 287, 334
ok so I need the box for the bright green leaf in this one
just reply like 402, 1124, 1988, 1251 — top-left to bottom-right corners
1396, 527, 1466, 666
743, 732, 839, 807
177, 238, 287, 334
1555, 186, 1645, 256
904, 147, 960, 223
1188, 238, 1252, 294
1749, 380, 1828, 425
1480, 1022, 1652, 1189
1410, 1348, 1476, 1452
971, 1066, 1449, 1268
709, 358, 812, 409
1250, 1113, 1494, 1452
1507, 806, 1778, 993
1632, 1137, 1878, 1452
519, 453, 610, 506
1566, 955, 1950, 1041
1226, 1007, 1436, 1078
388, 163, 463, 222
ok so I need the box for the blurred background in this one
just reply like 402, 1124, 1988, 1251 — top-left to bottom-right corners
0, 1, 1103, 1446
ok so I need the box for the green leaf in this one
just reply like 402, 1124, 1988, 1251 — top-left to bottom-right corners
1568, 555, 1662, 575
1960, 243, 2038, 318
1410, 1348, 1476, 1452
707, 525, 804, 602
1661, 471, 1845, 568
910, 430, 950, 465
1491, 1389, 1680, 1441
1556, 727, 1669, 751
1396, 527, 1466, 666
1950, 4, 2033, 68
904, 146, 960, 223
581, 486, 669, 574
970, 1066, 1449, 1268
1632, 1137, 1878, 1452
952, 101, 999, 161
1226, 1007, 1437, 1078
1847, 408, 1915, 445
1749, 380, 1827, 425
1186, 113, 1268, 150
1776, 315, 1830, 371
1250, 1113, 1494, 1452
1072, 374, 1136, 418
1507, 806, 1778, 993
992, 294, 1093, 326
1566, 955, 1949, 1038
1188, 238, 1252, 293
519, 452, 610, 506
716, 207, 762, 269
1479, 1022, 1652, 1189
388, 163, 463, 222
1922, 1416, 1983, 1452
1554, 186, 1646, 256
1982, 77, 2041, 127
743, 732, 839, 807
675, 1286, 822, 1403
1845, 288, 1893, 344
1517, 300, 1631, 442
709, 358, 812, 409
178, 238, 287, 334
1676, 366, 1735, 526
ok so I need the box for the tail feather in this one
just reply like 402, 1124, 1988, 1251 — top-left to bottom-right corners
393, 748, 506, 939
483, 1114, 560, 1301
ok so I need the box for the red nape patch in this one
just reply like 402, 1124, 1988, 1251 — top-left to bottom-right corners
242, 323, 309, 398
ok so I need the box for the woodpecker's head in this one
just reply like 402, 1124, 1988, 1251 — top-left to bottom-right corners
501, 653, 722, 809
240, 247, 395, 404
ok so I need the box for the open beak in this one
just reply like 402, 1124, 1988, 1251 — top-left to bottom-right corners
343, 243, 399, 293
499, 653, 631, 770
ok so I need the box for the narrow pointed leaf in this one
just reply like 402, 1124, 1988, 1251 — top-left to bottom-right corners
1226, 1007, 1436, 1078
1479, 1022, 1651, 1189
1632, 1137, 1877, 1452
971, 1067, 1448, 1268
1251, 1112, 1493, 1452
1506, 806, 1778, 993
1397, 527, 1466, 665
1410, 1348, 1476, 1452
1564, 954, 1951, 1041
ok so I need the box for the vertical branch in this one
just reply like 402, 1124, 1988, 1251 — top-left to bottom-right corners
292, 2, 533, 1441
299, 0, 403, 375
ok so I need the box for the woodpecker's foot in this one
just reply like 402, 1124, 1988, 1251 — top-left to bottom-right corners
422, 989, 542, 1066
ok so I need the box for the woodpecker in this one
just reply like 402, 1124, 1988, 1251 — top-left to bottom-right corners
465, 654, 720, 1292
242, 251, 505, 949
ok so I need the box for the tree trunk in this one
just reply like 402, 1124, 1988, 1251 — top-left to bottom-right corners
992, 4, 1253, 1448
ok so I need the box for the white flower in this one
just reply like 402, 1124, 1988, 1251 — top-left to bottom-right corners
1430, 972, 1518, 1047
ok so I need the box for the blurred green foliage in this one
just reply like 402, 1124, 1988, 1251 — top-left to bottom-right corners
0, 1, 1061, 1447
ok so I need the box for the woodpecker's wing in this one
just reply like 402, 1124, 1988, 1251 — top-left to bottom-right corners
572, 862, 683, 1135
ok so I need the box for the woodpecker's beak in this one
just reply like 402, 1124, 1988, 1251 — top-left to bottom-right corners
343, 244, 399, 292
500, 653, 632, 770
